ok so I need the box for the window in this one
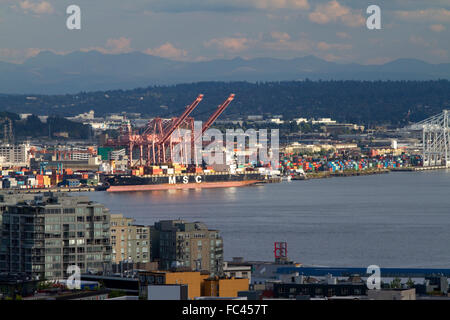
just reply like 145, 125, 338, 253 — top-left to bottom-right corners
46, 216, 60, 223
63, 216, 75, 222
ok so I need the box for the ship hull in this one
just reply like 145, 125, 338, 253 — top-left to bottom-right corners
103, 172, 264, 192
107, 180, 260, 192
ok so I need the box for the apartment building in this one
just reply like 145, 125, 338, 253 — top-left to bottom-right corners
0, 193, 112, 280
151, 220, 223, 276
110, 214, 151, 264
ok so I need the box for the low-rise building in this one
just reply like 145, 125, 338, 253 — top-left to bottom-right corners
138, 270, 209, 300
367, 288, 416, 300
138, 270, 249, 300
311, 118, 336, 125
223, 258, 252, 284
202, 277, 249, 298
273, 282, 367, 299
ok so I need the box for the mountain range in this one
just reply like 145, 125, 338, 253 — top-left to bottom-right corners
1, 51, 450, 94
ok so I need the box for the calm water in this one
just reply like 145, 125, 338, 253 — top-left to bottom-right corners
80, 170, 450, 268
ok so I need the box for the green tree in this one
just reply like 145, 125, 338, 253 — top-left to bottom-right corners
390, 277, 402, 289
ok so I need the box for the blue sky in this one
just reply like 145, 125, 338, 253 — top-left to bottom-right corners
0, 0, 449, 64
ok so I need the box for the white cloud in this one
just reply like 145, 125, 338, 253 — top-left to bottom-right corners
409, 35, 429, 47
262, 34, 311, 52
395, 9, 450, 23
204, 31, 353, 59
144, 0, 309, 12
308, 0, 365, 28
316, 41, 352, 51
250, 0, 309, 10
204, 37, 251, 53
264, 39, 311, 52
19, 1, 54, 15
430, 24, 446, 32
336, 32, 350, 39
364, 57, 394, 65
104, 37, 132, 54
431, 49, 448, 59
81, 37, 133, 55
0, 48, 66, 63
270, 32, 291, 41
144, 42, 188, 60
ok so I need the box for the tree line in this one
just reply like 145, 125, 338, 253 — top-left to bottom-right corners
0, 80, 449, 127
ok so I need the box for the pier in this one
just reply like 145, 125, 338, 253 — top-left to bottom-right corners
1, 187, 97, 194
391, 166, 448, 172
302, 168, 389, 180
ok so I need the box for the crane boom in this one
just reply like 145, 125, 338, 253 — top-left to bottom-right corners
202, 94, 235, 134
159, 94, 203, 145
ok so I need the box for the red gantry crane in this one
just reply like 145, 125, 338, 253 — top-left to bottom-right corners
157, 94, 203, 163
106, 94, 234, 168
202, 94, 235, 134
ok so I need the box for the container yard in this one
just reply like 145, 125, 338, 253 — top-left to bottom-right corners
0, 167, 99, 191
279, 152, 423, 180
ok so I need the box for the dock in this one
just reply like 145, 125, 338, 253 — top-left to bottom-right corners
1, 187, 97, 194
391, 166, 448, 172
304, 168, 389, 180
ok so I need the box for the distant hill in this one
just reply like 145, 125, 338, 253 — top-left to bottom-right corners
0, 80, 449, 126
0, 51, 449, 94
0, 111, 90, 140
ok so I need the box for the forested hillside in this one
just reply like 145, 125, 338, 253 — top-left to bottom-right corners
1, 80, 449, 126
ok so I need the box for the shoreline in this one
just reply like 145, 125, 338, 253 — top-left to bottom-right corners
2, 166, 448, 193
294, 165, 449, 181
302, 168, 390, 180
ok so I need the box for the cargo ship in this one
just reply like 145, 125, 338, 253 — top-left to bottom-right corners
102, 171, 265, 192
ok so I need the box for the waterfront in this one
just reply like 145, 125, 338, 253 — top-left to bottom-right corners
81, 170, 450, 268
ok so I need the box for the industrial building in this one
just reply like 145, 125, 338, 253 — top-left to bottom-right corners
0, 143, 31, 167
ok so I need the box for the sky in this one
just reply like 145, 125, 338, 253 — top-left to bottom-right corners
0, 0, 449, 64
